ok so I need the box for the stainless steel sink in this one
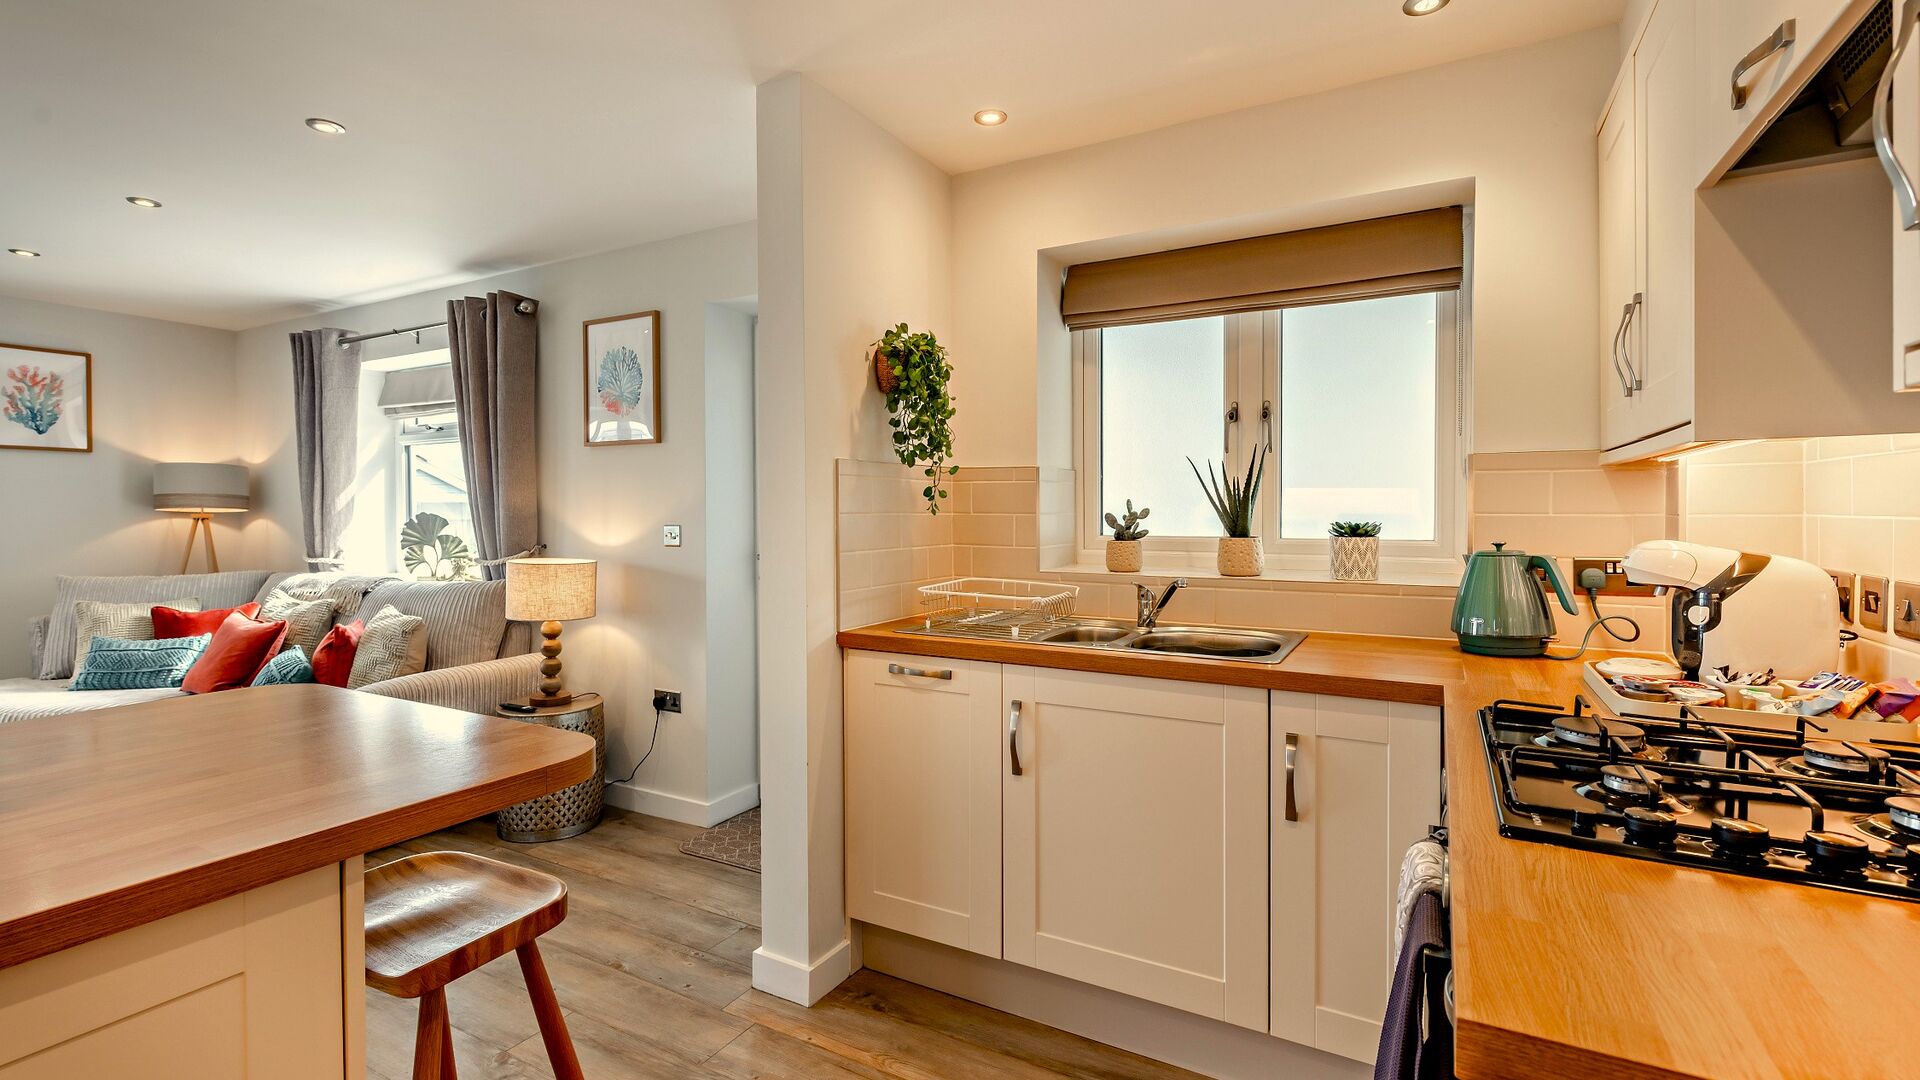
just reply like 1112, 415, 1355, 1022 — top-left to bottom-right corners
1031, 623, 1137, 646
1123, 627, 1304, 663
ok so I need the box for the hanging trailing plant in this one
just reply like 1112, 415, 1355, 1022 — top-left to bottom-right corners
874, 323, 957, 514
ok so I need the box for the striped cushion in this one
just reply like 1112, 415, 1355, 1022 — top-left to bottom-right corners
253, 572, 394, 624
71, 599, 198, 674
39, 572, 272, 679
71, 635, 212, 691
258, 589, 337, 658
347, 606, 428, 689
359, 579, 507, 670
251, 648, 315, 686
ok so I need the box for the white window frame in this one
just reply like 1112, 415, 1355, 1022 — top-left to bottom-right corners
1073, 292, 1467, 581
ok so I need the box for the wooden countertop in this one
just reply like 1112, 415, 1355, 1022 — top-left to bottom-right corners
841, 618, 1920, 1080
0, 684, 594, 970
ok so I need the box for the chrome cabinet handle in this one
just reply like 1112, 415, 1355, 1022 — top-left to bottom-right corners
1620, 294, 1643, 392
1877, 1, 1920, 231
1009, 700, 1024, 776
887, 663, 953, 680
1609, 301, 1633, 397
1731, 19, 1796, 109
1282, 732, 1299, 822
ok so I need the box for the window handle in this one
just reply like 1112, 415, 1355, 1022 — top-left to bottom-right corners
1259, 400, 1273, 452
1223, 400, 1239, 453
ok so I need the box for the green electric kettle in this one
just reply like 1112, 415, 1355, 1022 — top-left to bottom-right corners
1451, 543, 1579, 657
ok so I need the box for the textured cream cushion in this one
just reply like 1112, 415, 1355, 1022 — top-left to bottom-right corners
358, 579, 508, 670
71, 599, 198, 673
253, 572, 393, 624
258, 589, 337, 658
347, 605, 428, 690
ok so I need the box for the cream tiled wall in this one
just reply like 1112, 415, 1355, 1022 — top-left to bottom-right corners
835, 460, 955, 631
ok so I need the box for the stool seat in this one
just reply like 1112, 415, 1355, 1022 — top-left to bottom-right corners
365, 851, 568, 996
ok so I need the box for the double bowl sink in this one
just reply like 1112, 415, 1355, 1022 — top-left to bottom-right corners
1020, 619, 1306, 664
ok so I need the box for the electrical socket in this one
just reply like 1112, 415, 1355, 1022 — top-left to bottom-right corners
1826, 568, 1855, 624
1861, 575, 1890, 632
653, 689, 682, 713
1894, 581, 1920, 642
1570, 557, 1656, 597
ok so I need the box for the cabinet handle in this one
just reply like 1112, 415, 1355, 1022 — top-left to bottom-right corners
886, 663, 953, 680
1731, 19, 1796, 109
1610, 301, 1634, 397
1876, 1, 1920, 231
1283, 732, 1299, 822
1619, 294, 1643, 392
1009, 700, 1024, 776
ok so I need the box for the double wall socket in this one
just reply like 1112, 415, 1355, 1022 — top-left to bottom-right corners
1569, 558, 1656, 598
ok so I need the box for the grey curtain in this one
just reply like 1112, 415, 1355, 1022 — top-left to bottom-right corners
289, 328, 362, 568
447, 292, 539, 580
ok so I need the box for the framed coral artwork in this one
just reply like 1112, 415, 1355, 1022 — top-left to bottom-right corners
1, 342, 91, 453
583, 309, 660, 446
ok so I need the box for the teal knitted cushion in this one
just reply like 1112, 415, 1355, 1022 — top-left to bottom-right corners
70, 634, 212, 691
251, 648, 315, 687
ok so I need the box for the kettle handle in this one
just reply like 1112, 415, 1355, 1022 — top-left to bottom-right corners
1528, 554, 1580, 615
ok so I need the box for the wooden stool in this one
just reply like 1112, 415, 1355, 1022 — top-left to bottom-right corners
365, 851, 584, 1080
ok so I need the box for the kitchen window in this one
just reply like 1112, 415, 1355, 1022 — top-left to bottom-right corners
1074, 289, 1465, 577
395, 411, 481, 580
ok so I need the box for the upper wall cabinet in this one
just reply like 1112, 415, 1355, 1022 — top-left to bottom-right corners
1884, 0, 1920, 388
1701, 0, 1850, 181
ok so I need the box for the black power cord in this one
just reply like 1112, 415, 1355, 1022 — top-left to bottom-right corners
1545, 585, 1643, 662
608, 694, 669, 787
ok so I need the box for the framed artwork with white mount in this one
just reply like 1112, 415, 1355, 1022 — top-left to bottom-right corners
583, 309, 660, 446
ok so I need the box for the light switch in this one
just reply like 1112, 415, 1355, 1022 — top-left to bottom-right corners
1896, 581, 1920, 643
1861, 575, 1890, 633
663, 524, 683, 547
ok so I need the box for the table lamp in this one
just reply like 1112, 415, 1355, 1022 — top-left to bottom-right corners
153, 462, 250, 574
505, 557, 597, 707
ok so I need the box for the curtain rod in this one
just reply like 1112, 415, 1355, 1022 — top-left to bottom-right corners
338, 298, 538, 346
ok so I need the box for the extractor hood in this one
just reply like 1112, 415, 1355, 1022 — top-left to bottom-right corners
1730, 0, 1892, 176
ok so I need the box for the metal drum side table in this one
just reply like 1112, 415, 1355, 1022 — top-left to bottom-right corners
495, 693, 605, 842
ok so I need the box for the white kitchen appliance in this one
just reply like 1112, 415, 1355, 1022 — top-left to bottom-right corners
1621, 540, 1840, 679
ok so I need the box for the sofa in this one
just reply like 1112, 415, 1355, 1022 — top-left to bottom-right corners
2, 570, 541, 724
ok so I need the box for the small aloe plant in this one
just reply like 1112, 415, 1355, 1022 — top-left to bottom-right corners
1104, 500, 1150, 540
1329, 520, 1384, 538
1188, 446, 1266, 538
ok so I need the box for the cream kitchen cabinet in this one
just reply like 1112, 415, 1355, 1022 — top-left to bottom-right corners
1002, 665, 1269, 1030
1598, 67, 1642, 451
1701, 0, 1849, 182
1269, 691, 1442, 1065
1885, 0, 1920, 390
843, 650, 1005, 957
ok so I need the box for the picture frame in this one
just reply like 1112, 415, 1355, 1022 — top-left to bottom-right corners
0, 341, 92, 453
583, 309, 661, 446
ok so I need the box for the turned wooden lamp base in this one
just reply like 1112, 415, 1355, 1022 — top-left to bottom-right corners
530, 620, 575, 708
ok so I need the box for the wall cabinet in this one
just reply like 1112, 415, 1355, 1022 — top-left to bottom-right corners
1269, 691, 1443, 1063
1888, 0, 1920, 390
1700, 1, 1848, 180
1598, 72, 1641, 451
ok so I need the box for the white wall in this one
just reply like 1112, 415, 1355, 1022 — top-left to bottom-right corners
753, 72, 952, 1004
946, 27, 1620, 466
231, 221, 759, 824
0, 295, 239, 677
703, 302, 760, 809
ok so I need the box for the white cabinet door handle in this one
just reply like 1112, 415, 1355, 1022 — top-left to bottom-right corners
887, 663, 953, 680
1610, 302, 1634, 397
1876, 1, 1920, 231
1009, 700, 1024, 776
1283, 732, 1299, 822
1619, 294, 1643, 392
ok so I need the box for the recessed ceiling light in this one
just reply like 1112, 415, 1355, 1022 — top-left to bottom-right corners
126, 196, 162, 208
973, 109, 1008, 127
1403, 0, 1449, 14
305, 117, 347, 135
8, 248, 40, 258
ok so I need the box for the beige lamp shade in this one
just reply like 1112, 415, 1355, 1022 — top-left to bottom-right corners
506, 558, 598, 622
153, 462, 250, 513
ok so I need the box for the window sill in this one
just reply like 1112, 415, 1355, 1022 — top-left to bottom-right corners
1044, 560, 1460, 593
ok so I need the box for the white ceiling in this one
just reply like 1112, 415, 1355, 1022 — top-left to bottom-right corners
0, 0, 1625, 331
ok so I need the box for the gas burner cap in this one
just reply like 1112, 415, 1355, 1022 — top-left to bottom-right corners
1805, 830, 1871, 876
1710, 817, 1770, 862
1600, 764, 1665, 797
1801, 741, 1890, 775
1552, 715, 1646, 751
1888, 796, 1920, 835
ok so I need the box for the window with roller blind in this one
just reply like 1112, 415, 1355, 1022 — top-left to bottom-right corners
1070, 208, 1469, 577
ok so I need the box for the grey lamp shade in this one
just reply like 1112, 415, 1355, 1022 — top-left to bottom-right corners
153, 462, 250, 514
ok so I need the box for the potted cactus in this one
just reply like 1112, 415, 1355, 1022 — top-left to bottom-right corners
1103, 500, 1150, 573
1329, 520, 1383, 581
1189, 446, 1266, 577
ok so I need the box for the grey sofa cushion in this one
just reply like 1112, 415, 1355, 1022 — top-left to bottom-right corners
253, 572, 394, 624
358, 579, 509, 671
39, 572, 272, 680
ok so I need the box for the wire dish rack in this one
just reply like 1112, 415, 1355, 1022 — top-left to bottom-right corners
903, 577, 1081, 641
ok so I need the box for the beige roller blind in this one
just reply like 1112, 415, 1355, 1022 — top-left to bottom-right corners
1060, 207, 1464, 330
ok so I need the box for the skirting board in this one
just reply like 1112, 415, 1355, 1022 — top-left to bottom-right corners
604, 780, 759, 827
859, 925, 1369, 1080
751, 937, 857, 1006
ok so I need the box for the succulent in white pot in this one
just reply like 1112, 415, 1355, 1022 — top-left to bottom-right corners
1190, 446, 1266, 577
1103, 499, 1149, 573
1329, 520, 1383, 581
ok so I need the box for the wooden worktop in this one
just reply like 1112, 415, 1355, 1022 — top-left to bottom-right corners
841, 618, 1920, 1080
0, 684, 594, 970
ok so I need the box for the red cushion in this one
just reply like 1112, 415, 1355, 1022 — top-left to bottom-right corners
182, 611, 289, 694
310, 620, 364, 688
152, 603, 261, 639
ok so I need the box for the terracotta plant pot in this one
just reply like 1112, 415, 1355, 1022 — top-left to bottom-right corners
872, 346, 900, 394
1331, 536, 1381, 581
1218, 537, 1264, 577
1106, 539, 1143, 573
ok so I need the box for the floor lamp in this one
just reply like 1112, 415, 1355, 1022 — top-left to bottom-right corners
154, 462, 249, 574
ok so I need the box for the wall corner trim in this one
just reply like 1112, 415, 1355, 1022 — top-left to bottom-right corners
751, 938, 856, 1006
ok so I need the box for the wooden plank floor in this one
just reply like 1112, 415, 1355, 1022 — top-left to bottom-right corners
365, 807, 1202, 1080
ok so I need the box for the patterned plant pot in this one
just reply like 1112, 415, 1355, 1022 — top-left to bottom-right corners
872, 346, 900, 394
1331, 536, 1381, 581
1105, 539, 1143, 573
1218, 537, 1264, 577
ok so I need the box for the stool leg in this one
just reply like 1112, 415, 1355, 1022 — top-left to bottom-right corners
413, 988, 450, 1080
517, 943, 584, 1080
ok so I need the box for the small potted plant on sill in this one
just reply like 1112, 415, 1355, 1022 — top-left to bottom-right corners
1189, 446, 1266, 577
872, 323, 958, 514
1103, 500, 1150, 573
1329, 520, 1383, 581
